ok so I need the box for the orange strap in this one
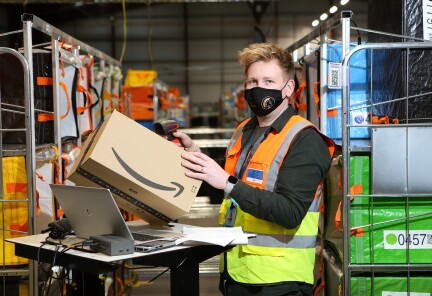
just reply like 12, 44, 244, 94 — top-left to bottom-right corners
56, 208, 65, 219
350, 184, 363, 195
372, 115, 399, 125
104, 90, 113, 110
36, 171, 45, 181
59, 42, 73, 51
59, 59, 65, 78
292, 66, 307, 112
293, 81, 307, 112
6, 183, 27, 193
62, 155, 69, 184
38, 113, 54, 122
372, 115, 389, 124
37, 77, 53, 86
76, 84, 94, 114
351, 228, 364, 237
112, 92, 122, 111
313, 81, 321, 117
327, 109, 338, 117
313, 81, 338, 117
314, 281, 326, 296
36, 190, 41, 216
335, 200, 364, 236
53, 156, 61, 185
37, 81, 71, 122
335, 200, 344, 232
59, 81, 72, 119
335, 184, 364, 235
10, 221, 28, 232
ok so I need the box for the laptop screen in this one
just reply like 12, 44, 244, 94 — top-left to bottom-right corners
49, 184, 133, 240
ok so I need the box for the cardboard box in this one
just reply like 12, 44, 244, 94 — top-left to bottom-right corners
68, 110, 202, 224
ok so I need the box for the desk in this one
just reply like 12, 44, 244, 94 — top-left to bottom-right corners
8, 234, 230, 296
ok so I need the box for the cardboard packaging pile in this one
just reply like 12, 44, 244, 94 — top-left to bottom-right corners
68, 110, 202, 225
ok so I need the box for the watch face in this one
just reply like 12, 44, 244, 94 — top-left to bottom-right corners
228, 176, 238, 184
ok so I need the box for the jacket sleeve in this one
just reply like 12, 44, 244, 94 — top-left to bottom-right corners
229, 127, 332, 229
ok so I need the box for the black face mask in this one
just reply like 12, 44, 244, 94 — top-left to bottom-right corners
244, 81, 288, 116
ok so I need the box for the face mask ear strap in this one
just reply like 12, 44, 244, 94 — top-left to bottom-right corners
282, 79, 295, 98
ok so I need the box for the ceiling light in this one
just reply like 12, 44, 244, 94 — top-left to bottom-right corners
341, 0, 349, 5
320, 13, 328, 21
329, 6, 338, 13
312, 20, 319, 27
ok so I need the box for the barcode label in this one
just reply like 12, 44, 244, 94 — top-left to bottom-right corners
383, 292, 430, 296
384, 230, 432, 250
328, 62, 341, 89
423, 0, 432, 40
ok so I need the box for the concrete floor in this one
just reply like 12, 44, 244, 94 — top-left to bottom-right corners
130, 272, 221, 296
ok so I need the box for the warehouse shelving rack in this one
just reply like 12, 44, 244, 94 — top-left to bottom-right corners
0, 46, 36, 294
341, 41, 432, 296
0, 14, 121, 296
287, 10, 432, 295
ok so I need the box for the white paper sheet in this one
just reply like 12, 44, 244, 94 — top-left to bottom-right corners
175, 226, 254, 247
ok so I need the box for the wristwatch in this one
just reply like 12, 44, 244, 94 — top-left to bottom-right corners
227, 175, 238, 185
224, 175, 238, 195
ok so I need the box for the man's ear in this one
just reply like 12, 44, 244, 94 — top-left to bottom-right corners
284, 79, 296, 98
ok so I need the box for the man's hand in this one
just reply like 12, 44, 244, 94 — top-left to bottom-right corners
181, 151, 229, 190
173, 131, 201, 152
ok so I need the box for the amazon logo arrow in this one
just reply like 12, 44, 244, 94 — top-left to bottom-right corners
112, 147, 184, 198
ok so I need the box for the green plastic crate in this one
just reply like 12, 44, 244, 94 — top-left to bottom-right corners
349, 155, 432, 264
351, 276, 432, 296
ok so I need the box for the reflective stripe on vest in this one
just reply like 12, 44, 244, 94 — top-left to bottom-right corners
225, 119, 248, 157
265, 120, 312, 191
246, 231, 317, 248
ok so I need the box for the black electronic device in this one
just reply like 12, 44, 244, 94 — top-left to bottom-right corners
90, 235, 134, 256
41, 218, 73, 239
153, 120, 184, 147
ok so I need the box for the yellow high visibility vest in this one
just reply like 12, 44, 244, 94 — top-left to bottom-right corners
219, 115, 334, 284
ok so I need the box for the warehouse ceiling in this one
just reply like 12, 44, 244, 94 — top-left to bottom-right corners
1, 0, 369, 42
2, 0, 368, 3
6, 0, 308, 2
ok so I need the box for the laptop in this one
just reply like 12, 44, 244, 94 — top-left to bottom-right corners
49, 184, 181, 252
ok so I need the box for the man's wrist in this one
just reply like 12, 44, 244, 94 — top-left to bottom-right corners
224, 175, 238, 195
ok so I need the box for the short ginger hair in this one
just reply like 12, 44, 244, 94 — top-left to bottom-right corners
239, 43, 294, 80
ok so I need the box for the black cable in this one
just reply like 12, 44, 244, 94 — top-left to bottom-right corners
147, 257, 187, 284
45, 245, 60, 296
351, 20, 362, 45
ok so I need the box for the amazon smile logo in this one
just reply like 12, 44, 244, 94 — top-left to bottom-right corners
111, 147, 184, 198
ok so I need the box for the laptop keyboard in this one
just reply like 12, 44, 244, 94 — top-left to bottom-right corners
132, 232, 161, 242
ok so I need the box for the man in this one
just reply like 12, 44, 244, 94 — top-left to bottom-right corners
176, 43, 335, 296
